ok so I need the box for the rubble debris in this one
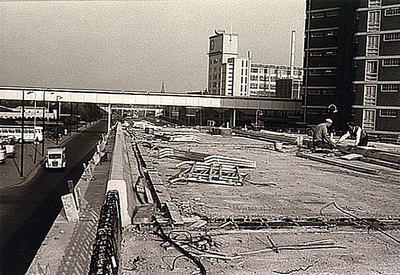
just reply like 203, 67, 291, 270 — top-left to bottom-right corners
273, 264, 313, 274
320, 202, 400, 244
132, 203, 156, 225
153, 218, 207, 275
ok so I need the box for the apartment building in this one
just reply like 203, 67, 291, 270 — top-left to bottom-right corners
303, 0, 400, 134
208, 31, 303, 99
352, 0, 400, 134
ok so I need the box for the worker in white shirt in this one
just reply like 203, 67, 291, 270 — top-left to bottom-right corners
336, 121, 368, 146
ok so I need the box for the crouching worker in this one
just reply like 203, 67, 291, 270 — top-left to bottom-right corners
336, 121, 368, 147
313, 118, 336, 150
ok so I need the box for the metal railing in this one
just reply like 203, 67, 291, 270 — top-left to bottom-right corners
89, 190, 122, 275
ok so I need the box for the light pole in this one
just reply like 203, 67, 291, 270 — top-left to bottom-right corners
20, 90, 26, 177
42, 89, 49, 156
55, 95, 62, 145
26, 91, 39, 163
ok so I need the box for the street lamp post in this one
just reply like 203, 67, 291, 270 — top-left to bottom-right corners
42, 89, 48, 156
20, 90, 25, 177
55, 95, 62, 145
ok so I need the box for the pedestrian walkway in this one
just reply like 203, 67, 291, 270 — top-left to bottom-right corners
26, 134, 114, 275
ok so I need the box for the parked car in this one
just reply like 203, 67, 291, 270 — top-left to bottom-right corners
0, 137, 16, 157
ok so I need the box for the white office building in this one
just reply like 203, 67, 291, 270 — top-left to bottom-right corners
207, 31, 303, 99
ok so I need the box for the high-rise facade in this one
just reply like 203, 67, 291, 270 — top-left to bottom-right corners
303, 0, 400, 134
353, 0, 400, 134
208, 31, 303, 99
208, 31, 240, 95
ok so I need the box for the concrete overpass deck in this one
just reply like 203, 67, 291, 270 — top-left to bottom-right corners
25, 122, 400, 274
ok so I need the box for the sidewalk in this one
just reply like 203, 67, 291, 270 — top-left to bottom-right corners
26, 129, 114, 274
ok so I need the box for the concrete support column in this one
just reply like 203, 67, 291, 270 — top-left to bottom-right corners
230, 109, 237, 128
107, 104, 112, 131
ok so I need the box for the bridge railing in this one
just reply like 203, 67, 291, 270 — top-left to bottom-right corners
89, 190, 121, 275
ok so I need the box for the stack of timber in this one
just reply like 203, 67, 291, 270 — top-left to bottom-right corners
337, 145, 400, 165
296, 151, 379, 175
158, 147, 209, 161
234, 129, 303, 145
154, 133, 201, 142
204, 155, 256, 168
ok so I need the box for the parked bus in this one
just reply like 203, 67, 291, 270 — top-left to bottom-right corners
0, 125, 43, 143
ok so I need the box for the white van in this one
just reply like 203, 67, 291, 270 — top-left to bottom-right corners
0, 137, 16, 157
0, 146, 6, 164
45, 147, 67, 169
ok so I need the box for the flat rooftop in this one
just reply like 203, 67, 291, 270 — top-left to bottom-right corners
120, 127, 400, 274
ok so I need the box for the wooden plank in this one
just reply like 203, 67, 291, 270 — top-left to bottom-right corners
165, 202, 184, 225
296, 152, 379, 175
337, 145, 400, 164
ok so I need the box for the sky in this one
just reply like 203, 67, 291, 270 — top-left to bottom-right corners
0, 0, 306, 93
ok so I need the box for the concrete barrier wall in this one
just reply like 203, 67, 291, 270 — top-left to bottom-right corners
107, 123, 136, 227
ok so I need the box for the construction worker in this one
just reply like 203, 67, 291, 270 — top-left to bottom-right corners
312, 118, 336, 150
336, 121, 368, 146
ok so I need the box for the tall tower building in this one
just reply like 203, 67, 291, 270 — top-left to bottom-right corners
303, 0, 400, 134
208, 31, 239, 95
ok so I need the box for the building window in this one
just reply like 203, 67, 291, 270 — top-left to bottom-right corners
363, 109, 376, 130
311, 31, 324, 38
312, 12, 324, 18
251, 68, 258, 73
353, 36, 360, 45
326, 9, 340, 17
364, 85, 377, 106
367, 11, 381, 32
309, 70, 323, 76
366, 35, 379, 56
383, 33, 400, 41
324, 69, 336, 76
310, 50, 323, 57
354, 11, 360, 22
307, 89, 321, 96
325, 50, 337, 56
380, 110, 397, 118
382, 59, 400, 67
307, 108, 322, 115
385, 7, 400, 16
381, 84, 399, 92
365, 60, 378, 81
323, 89, 336, 96
368, 0, 381, 7
325, 30, 338, 37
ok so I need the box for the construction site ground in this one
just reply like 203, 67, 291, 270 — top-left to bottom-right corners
120, 127, 400, 275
